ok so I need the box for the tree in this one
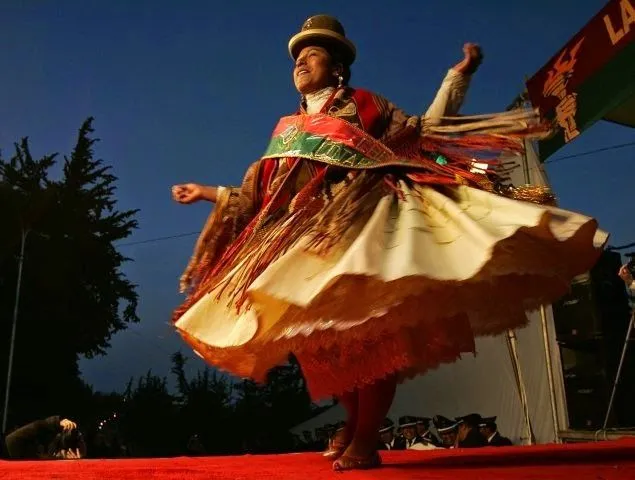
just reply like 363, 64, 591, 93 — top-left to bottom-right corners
119, 371, 180, 457
170, 352, 234, 454
232, 355, 317, 453
0, 118, 139, 428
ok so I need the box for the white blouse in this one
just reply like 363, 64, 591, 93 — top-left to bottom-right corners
305, 87, 336, 114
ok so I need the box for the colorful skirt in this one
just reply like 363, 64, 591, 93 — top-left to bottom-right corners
174, 181, 607, 400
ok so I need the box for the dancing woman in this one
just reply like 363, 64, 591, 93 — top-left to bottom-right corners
172, 15, 606, 471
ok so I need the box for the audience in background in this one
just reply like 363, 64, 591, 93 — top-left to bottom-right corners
433, 415, 459, 448
456, 414, 488, 448
479, 416, 513, 446
307, 411, 513, 453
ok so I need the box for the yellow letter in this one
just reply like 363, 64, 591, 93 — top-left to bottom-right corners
621, 0, 635, 34
604, 12, 624, 45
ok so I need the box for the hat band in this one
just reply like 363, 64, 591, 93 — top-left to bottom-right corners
399, 422, 417, 428
437, 425, 458, 433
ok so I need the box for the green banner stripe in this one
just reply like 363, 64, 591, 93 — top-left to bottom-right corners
263, 130, 377, 168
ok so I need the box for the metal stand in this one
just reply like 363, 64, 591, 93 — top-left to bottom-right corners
539, 304, 562, 443
2, 229, 28, 435
505, 329, 535, 445
601, 308, 635, 431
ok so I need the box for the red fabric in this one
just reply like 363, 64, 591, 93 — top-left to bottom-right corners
258, 88, 383, 216
3, 439, 635, 479
271, 90, 383, 141
259, 158, 278, 207
351, 88, 385, 138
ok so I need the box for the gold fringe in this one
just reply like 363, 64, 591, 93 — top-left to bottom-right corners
179, 187, 238, 293
496, 184, 557, 206
425, 108, 553, 139
306, 172, 382, 255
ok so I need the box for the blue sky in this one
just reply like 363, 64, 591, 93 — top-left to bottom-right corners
1, 0, 633, 393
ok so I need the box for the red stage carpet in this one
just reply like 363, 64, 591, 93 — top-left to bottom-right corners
2, 438, 635, 479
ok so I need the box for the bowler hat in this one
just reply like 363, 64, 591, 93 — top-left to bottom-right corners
288, 14, 356, 65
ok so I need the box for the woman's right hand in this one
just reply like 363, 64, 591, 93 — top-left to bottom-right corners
172, 183, 205, 204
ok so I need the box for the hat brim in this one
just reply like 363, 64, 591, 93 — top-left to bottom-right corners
378, 426, 394, 433
437, 425, 458, 433
399, 422, 417, 428
479, 421, 497, 428
288, 30, 356, 65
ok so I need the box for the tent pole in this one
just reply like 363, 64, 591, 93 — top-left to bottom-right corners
508, 132, 534, 445
539, 305, 562, 443
519, 133, 563, 443
505, 330, 535, 444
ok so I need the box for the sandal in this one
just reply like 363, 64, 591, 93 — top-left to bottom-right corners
332, 451, 382, 471
322, 442, 347, 460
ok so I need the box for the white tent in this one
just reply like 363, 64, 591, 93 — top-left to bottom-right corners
292, 142, 569, 445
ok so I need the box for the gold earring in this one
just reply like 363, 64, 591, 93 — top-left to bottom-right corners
338, 75, 344, 87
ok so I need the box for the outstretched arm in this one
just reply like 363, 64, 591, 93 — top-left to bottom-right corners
379, 43, 483, 140
178, 160, 264, 292
172, 184, 227, 204
425, 43, 483, 120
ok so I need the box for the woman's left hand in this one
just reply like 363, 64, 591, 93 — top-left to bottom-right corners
453, 43, 483, 75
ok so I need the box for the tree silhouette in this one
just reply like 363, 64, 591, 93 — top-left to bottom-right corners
119, 371, 179, 457
0, 118, 139, 429
170, 352, 234, 454
232, 355, 317, 453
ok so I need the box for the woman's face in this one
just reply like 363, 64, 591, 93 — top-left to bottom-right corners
293, 46, 338, 94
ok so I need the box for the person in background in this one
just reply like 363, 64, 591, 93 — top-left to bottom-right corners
455, 414, 487, 448
416, 417, 442, 447
398, 416, 437, 450
377, 418, 403, 450
433, 415, 459, 448
618, 262, 635, 292
4, 416, 79, 460
48, 428, 87, 459
314, 426, 330, 451
186, 433, 207, 456
478, 416, 513, 446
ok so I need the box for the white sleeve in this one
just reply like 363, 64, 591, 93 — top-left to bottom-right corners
424, 69, 472, 124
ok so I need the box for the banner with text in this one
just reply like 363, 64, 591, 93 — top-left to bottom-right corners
526, 0, 635, 160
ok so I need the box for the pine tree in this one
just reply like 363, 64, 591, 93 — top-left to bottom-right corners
0, 118, 139, 427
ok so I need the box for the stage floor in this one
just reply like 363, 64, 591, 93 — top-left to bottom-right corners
1, 438, 634, 479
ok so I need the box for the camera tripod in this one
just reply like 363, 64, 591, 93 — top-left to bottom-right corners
600, 306, 635, 433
